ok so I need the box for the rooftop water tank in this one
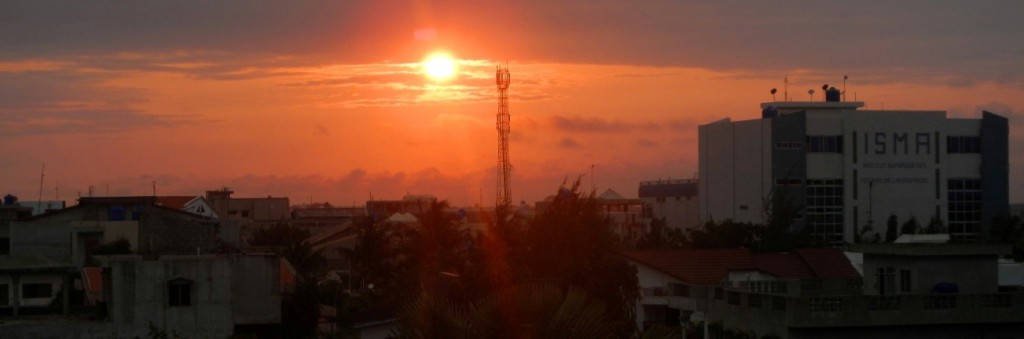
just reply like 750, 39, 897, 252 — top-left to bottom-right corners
825, 87, 841, 102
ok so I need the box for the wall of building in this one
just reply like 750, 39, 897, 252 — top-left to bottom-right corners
699, 118, 771, 224
137, 208, 219, 255
639, 179, 701, 231
861, 254, 999, 295
10, 209, 85, 263
701, 104, 1008, 243
103, 255, 281, 338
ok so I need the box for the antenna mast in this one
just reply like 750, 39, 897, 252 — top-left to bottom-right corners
38, 163, 45, 212
495, 64, 512, 207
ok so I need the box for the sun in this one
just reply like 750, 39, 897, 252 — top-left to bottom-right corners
422, 52, 457, 81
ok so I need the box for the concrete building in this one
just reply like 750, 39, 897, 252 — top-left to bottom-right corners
638, 179, 701, 232
699, 95, 1009, 244
98, 254, 283, 338
290, 203, 365, 229
9, 196, 224, 267
366, 195, 437, 220
625, 244, 1024, 338
0, 198, 33, 255
206, 188, 290, 229
597, 189, 650, 244
1, 254, 286, 338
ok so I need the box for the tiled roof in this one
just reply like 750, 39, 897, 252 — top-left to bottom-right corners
621, 248, 754, 284
156, 195, 198, 210
751, 253, 815, 279
795, 248, 861, 278
622, 247, 861, 284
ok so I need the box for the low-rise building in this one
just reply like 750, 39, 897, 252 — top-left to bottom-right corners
624, 243, 1024, 338
638, 179, 700, 232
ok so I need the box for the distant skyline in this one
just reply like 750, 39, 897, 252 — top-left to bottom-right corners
1, 1, 1022, 206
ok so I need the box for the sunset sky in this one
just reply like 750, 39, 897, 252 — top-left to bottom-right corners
1, 1, 1022, 207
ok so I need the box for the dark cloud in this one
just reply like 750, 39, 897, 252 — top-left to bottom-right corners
0, 108, 208, 136
2, 1, 1020, 85
0, 70, 145, 109
558, 137, 581, 149
550, 115, 661, 133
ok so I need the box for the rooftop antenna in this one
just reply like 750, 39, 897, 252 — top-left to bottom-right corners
808, 89, 815, 101
37, 162, 45, 212
784, 76, 789, 101
842, 75, 848, 102
495, 63, 512, 207
590, 164, 596, 192
770, 88, 777, 101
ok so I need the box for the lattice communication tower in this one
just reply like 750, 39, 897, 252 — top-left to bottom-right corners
495, 65, 512, 207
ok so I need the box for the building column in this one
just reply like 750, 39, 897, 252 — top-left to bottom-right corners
62, 273, 71, 316
11, 273, 19, 317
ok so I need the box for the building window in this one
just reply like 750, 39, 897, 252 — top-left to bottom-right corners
0, 237, 9, 255
714, 287, 723, 300
772, 296, 786, 311
899, 270, 912, 293
0, 284, 8, 306
809, 297, 842, 312
672, 283, 690, 297
948, 178, 982, 241
727, 292, 741, 305
774, 141, 803, 149
877, 267, 896, 295
168, 279, 194, 307
748, 294, 762, 308
109, 205, 125, 221
807, 135, 843, 153
22, 283, 53, 299
867, 296, 900, 310
947, 136, 981, 153
806, 179, 844, 245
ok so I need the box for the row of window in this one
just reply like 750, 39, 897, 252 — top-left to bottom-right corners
716, 288, 787, 311
948, 178, 982, 240
947, 136, 981, 153
774, 135, 982, 154
806, 179, 844, 245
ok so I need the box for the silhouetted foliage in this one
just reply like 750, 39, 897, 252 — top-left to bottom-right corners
900, 217, 919, 235
687, 187, 816, 252
991, 216, 1024, 261
348, 180, 639, 337
519, 179, 639, 337
636, 218, 688, 249
885, 215, 899, 243
249, 222, 326, 337
924, 216, 945, 234
687, 219, 757, 249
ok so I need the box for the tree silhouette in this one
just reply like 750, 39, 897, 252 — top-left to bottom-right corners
885, 215, 899, 243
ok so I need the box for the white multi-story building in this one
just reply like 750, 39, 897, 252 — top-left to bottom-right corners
699, 91, 1009, 244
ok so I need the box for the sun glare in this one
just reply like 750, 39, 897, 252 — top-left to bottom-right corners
422, 52, 457, 81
